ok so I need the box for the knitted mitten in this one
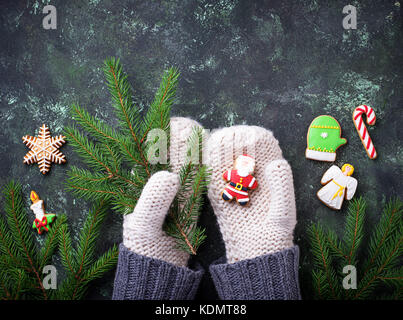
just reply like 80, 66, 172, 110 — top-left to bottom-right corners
122, 117, 202, 267
206, 125, 297, 263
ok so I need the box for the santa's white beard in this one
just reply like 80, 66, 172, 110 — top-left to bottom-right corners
236, 165, 253, 177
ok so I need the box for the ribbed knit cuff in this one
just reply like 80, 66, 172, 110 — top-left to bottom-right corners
113, 244, 203, 300
209, 246, 301, 300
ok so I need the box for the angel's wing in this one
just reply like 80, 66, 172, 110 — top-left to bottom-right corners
320, 165, 341, 185
346, 177, 358, 200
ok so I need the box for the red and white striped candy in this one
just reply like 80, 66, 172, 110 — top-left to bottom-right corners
353, 105, 377, 159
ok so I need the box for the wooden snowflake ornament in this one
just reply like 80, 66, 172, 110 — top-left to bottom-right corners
22, 124, 67, 174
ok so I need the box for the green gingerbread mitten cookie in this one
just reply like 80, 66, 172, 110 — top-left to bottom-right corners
305, 115, 347, 162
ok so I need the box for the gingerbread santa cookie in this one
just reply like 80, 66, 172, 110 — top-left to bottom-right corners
317, 164, 358, 210
221, 154, 258, 206
306, 115, 347, 162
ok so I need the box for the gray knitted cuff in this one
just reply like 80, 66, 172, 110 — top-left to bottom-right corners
113, 244, 203, 300
209, 246, 301, 300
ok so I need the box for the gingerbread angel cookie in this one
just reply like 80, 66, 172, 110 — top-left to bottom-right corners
317, 164, 358, 210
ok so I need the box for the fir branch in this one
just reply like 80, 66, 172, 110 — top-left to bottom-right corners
81, 245, 119, 282
64, 126, 114, 175
66, 57, 207, 255
66, 245, 119, 301
378, 267, 403, 287
0, 214, 20, 267
75, 200, 109, 276
68, 167, 112, 184
308, 223, 339, 299
70, 103, 144, 170
0, 255, 28, 274
103, 58, 140, 142
312, 269, 330, 300
164, 127, 210, 255
68, 185, 118, 200
180, 168, 207, 231
0, 182, 117, 300
0, 277, 11, 300
354, 235, 402, 299
3, 182, 36, 264
67, 168, 141, 202
56, 199, 118, 300
362, 198, 402, 277
67, 167, 118, 201
66, 58, 181, 215
39, 214, 66, 270
58, 223, 78, 279
140, 67, 179, 143
103, 57, 150, 176
308, 197, 403, 300
113, 169, 143, 188
11, 269, 27, 300
110, 194, 138, 215
56, 275, 81, 300
325, 229, 348, 261
344, 197, 366, 265
70, 103, 119, 145
70, 103, 122, 169
2, 182, 47, 300
58, 212, 118, 300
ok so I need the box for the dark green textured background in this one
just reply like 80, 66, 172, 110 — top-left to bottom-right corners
0, 0, 402, 299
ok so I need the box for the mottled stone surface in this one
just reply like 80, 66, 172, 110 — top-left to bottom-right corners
0, 0, 401, 299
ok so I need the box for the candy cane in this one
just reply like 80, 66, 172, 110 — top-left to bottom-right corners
353, 105, 377, 159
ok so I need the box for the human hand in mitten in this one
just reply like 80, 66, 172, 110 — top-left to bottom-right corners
205, 125, 300, 300
206, 125, 297, 263
113, 117, 204, 300
122, 117, 202, 267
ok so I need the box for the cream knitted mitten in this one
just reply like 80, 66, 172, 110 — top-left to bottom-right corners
206, 125, 297, 264
123, 117, 202, 267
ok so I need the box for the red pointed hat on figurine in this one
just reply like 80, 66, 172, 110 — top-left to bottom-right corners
221, 154, 258, 206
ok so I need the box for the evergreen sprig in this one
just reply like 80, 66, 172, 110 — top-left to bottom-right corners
308, 197, 403, 300
56, 199, 119, 300
164, 127, 211, 255
0, 181, 118, 300
65, 57, 207, 254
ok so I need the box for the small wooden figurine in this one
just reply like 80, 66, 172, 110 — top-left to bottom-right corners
30, 191, 56, 234
221, 154, 258, 206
